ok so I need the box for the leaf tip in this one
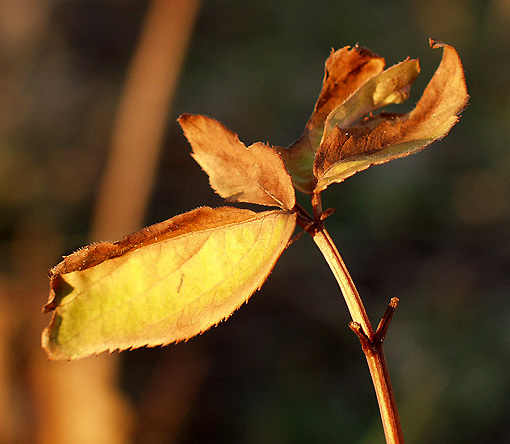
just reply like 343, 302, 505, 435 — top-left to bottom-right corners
429, 38, 469, 114
177, 112, 192, 123
429, 37, 441, 48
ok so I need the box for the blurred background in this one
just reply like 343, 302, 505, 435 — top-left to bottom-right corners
0, 0, 509, 443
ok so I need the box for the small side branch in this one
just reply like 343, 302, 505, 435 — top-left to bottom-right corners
375, 297, 400, 344
349, 321, 374, 355
352, 297, 400, 349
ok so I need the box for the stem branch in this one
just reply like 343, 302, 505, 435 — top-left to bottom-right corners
303, 193, 404, 444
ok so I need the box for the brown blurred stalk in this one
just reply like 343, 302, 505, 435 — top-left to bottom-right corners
36, 1, 201, 443
92, 0, 200, 240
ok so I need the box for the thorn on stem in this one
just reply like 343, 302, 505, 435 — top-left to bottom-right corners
288, 228, 307, 246
374, 297, 399, 344
349, 321, 373, 352
320, 208, 336, 221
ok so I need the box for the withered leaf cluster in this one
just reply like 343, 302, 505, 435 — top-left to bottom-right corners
281, 39, 468, 193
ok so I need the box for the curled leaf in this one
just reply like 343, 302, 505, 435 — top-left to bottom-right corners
302, 46, 385, 141
279, 45, 385, 193
179, 114, 295, 210
42, 206, 296, 360
313, 40, 469, 193
322, 58, 420, 140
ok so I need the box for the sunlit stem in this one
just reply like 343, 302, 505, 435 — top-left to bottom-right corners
305, 192, 404, 444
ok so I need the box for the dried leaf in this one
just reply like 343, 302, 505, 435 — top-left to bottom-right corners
322, 59, 420, 140
313, 40, 469, 193
42, 206, 296, 360
179, 114, 295, 210
279, 45, 385, 193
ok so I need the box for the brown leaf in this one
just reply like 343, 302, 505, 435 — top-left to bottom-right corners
179, 114, 295, 210
313, 40, 469, 192
306, 46, 386, 139
321, 58, 420, 140
279, 45, 385, 193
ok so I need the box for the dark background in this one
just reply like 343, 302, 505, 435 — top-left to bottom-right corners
1, 1, 509, 443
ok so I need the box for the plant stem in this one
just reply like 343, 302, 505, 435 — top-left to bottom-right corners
304, 193, 404, 444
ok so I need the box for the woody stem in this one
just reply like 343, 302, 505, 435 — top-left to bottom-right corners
301, 193, 404, 444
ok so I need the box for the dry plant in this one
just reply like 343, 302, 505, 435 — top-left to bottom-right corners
42, 39, 468, 443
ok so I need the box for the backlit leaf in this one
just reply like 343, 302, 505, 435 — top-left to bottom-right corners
279, 45, 385, 193
313, 40, 468, 193
322, 59, 420, 140
42, 206, 297, 360
179, 114, 295, 210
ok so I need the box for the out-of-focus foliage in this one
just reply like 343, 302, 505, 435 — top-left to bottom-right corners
1, 1, 509, 443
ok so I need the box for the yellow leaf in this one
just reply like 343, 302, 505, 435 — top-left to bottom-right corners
42, 207, 296, 360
